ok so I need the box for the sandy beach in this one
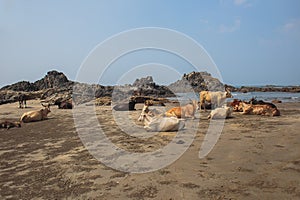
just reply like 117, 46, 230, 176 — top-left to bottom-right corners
1, 100, 300, 199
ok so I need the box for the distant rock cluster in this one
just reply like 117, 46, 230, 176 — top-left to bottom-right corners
1, 70, 299, 106
227, 85, 300, 93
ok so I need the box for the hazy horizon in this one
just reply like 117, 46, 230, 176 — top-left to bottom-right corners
1, 1, 300, 87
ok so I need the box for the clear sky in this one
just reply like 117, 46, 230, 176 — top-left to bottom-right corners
1, 0, 300, 87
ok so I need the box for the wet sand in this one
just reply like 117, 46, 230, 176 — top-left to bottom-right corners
0, 100, 300, 199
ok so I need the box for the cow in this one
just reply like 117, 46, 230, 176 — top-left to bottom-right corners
55, 100, 73, 109
230, 99, 243, 112
230, 98, 280, 115
248, 97, 278, 109
199, 88, 232, 112
145, 100, 165, 107
112, 100, 136, 111
20, 104, 51, 123
0, 120, 21, 129
18, 93, 28, 109
138, 104, 185, 132
207, 106, 233, 120
241, 102, 280, 116
165, 100, 198, 119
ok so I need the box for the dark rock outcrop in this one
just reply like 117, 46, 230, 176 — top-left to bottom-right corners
1, 81, 37, 92
168, 71, 224, 93
33, 70, 72, 90
131, 76, 175, 97
1, 70, 73, 92
0, 70, 74, 105
133, 76, 155, 88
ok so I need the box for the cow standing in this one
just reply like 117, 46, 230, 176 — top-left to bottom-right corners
199, 89, 232, 112
18, 93, 27, 109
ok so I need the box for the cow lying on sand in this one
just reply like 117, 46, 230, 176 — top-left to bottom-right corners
230, 98, 280, 116
241, 102, 280, 116
138, 104, 185, 132
165, 100, 198, 119
20, 104, 51, 123
145, 100, 165, 106
0, 120, 21, 129
199, 89, 232, 112
207, 106, 233, 120
230, 99, 243, 112
55, 100, 73, 109
112, 100, 136, 111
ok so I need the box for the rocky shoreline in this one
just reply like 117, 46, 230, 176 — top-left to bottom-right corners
0, 70, 299, 106
227, 85, 300, 93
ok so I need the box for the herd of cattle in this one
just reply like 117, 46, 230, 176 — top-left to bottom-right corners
0, 90, 281, 131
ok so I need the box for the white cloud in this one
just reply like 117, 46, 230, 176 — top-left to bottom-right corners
233, 0, 252, 7
199, 19, 209, 24
282, 19, 300, 33
234, 0, 247, 5
259, 18, 300, 47
219, 19, 241, 33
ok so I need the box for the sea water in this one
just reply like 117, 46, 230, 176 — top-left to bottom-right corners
171, 92, 300, 103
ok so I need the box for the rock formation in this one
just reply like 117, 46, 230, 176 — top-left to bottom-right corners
168, 71, 224, 93
1, 70, 298, 106
0, 71, 175, 105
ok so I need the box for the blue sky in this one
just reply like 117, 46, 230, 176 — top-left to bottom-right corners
1, 0, 300, 87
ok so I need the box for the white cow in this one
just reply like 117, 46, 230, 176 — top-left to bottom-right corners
207, 106, 233, 120
138, 105, 185, 132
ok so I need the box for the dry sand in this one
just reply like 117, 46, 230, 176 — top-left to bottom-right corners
0, 100, 300, 199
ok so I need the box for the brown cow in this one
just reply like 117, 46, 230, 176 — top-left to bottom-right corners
230, 99, 243, 112
165, 100, 198, 119
0, 120, 21, 129
241, 102, 280, 116
20, 104, 51, 123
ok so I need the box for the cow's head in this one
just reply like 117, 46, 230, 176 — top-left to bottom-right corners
138, 104, 149, 122
225, 88, 233, 98
41, 103, 51, 114
137, 104, 157, 122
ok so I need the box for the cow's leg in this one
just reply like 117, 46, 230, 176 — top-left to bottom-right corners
201, 101, 206, 112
